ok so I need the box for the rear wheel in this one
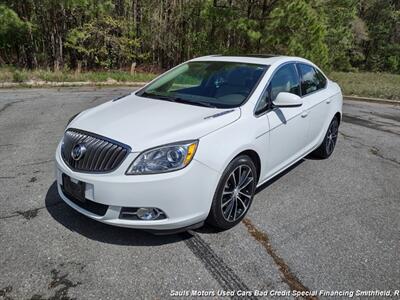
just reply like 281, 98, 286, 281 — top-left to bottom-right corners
207, 155, 257, 230
312, 117, 339, 159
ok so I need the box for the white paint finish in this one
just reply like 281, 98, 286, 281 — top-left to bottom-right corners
303, 81, 339, 147
69, 94, 241, 152
263, 105, 309, 180
272, 92, 303, 107
56, 55, 343, 230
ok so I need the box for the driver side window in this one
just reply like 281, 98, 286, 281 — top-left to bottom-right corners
270, 64, 301, 101
256, 63, 300, 114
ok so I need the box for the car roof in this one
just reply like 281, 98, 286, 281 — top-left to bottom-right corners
190, 55, 312, 66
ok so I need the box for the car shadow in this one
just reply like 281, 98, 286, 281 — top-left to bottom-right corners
255, 158, 305, 194
273, 108, 287, 124
45, 181, 190, 246
46, 159, 306, 239
196, 158, 306, 235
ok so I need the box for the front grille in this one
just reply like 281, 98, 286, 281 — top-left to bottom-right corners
62, 128, 131, 173
61, 185, 108, 216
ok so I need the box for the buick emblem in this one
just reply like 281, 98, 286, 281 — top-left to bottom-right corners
71, 143, 86, 161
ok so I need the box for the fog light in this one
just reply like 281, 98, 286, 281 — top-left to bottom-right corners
136, 208, 161, 220
119, 207, 166, 220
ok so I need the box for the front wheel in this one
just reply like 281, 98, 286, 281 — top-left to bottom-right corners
206, 155, 257, 230
312, 117, 339, 159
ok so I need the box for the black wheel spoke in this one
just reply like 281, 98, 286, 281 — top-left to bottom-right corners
239, 190, 251, 198
237, 195, 247, 210
239, 176, 254, 189
232, 198, 238, 220
224, 198, 235, 219
222, 196, 233, 208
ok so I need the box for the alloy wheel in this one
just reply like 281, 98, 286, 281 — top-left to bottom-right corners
326, 119, 339, 155
221, 165, 255, 222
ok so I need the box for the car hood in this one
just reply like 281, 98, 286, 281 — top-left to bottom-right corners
67, 93, 240, 151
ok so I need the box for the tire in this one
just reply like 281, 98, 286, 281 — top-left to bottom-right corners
312, 116, 339, 159
206, 155, 257, 230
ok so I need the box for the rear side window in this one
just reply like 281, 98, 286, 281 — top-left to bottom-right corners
315, 68, 327, 89
297, 64, 327, 96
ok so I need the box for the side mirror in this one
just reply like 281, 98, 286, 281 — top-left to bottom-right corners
272, 92, 302, 108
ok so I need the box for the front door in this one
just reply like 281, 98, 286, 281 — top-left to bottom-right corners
261, 63, 310, 178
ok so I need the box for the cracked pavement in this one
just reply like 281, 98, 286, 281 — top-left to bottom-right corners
0, 87, 399, 299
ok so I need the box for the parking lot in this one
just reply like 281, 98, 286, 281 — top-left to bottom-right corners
0, 87, 399, 299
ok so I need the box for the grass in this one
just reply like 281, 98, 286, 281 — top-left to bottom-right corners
329, 71, 400, 100
0, 67, 157, 84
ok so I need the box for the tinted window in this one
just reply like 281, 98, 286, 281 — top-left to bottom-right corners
255, 63, 300, 114
270, 64, 301, 101
138, 61, 268, 108
315, 68, 327, 89
297, 64, 326, 96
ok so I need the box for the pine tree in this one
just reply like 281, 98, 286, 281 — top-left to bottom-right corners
265, 0, 329, 68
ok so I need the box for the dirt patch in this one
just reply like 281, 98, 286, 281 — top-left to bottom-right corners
342, 115, 399, 136
29, 263, 83, 300
369, 147, 400, 166
16, 208, 39, 220
0, 286, 13, 300
242, 218, 317, 300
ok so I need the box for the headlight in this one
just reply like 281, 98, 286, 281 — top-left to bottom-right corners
126, 140, 198, 175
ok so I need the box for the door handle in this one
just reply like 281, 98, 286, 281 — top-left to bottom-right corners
326, 98, 331, 104
301, 111, 308, 118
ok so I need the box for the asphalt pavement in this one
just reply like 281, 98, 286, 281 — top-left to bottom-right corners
0, 87, 399, 299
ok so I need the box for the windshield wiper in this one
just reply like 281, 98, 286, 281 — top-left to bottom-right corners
141, 92, 218, 108
171, 97, 218, 108
141, 92, 172, 101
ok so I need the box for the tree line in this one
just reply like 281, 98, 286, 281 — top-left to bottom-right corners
0, 0, 399, 73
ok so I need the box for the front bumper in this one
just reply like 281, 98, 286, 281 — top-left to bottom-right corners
55, 143, 220, 230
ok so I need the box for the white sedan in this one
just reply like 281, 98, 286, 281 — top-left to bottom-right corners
55, 55, 342, 233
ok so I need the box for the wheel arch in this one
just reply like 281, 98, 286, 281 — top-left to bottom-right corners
334, 111, 342, 125
234, 149, 261, 183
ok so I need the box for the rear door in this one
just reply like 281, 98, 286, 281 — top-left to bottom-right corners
296, 63, 331, 148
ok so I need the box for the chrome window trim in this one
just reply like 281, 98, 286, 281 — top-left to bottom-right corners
254, 61, 299, 117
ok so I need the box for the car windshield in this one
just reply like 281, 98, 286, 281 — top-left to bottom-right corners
137, 61, 268, 108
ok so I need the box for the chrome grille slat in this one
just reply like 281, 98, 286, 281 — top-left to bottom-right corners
99, 144, 118, 170
111, 149, 127, 169
104, 146, 121, 170
83, 138, 103, 169
90, 140, 106, 171
81, 136, 97, 168
95, 143, 114, 170
61, 129, 130, 173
